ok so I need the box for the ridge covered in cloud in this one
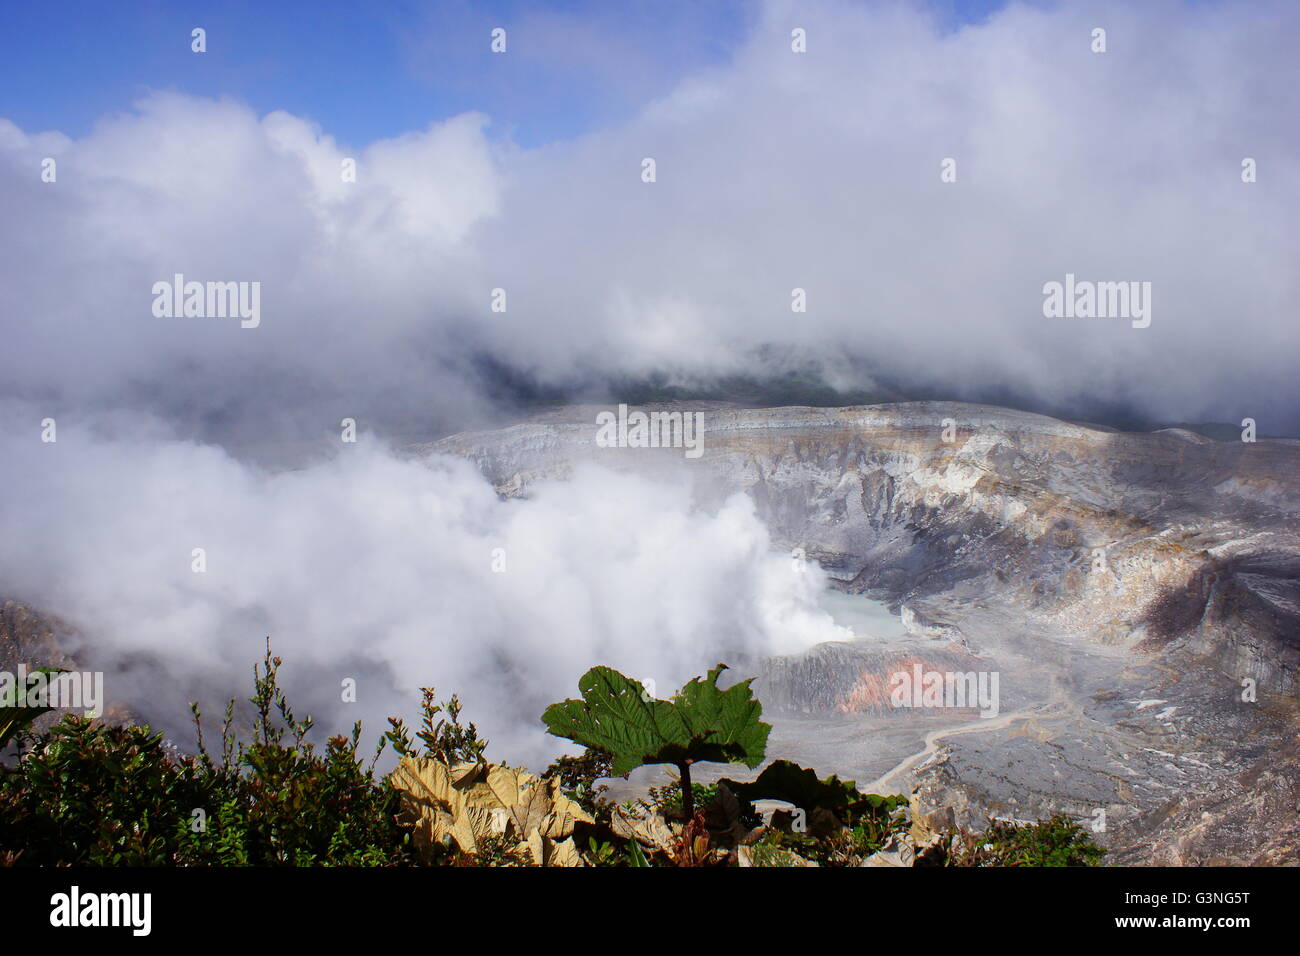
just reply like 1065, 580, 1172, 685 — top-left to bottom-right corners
1, 0, 1296, 436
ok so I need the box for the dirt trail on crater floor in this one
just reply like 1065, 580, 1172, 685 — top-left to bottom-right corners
863, 678, 1072, 796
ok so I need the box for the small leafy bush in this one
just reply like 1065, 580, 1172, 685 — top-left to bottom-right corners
648, 780, 721, 818
542, 746, 616, 818
384, 687, 488, 765
946, 814, 1106, 867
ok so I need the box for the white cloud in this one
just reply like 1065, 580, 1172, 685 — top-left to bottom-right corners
0, 407, 844, 766
3, 1, 1297, 432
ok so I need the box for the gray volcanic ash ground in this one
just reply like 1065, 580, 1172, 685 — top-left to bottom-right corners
419, 400, 1300, 865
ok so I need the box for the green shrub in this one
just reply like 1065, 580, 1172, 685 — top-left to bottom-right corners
0, 717, 207, 865
948, 814, 1106, 867
542, 746, 616, 818
0, 642, 413, 866
384, 687, 487, 764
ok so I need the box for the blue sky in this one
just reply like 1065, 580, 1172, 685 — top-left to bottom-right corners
1, 0, 1019, 148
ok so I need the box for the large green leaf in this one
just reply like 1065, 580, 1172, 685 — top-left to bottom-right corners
542, 664, 771, 777
674, 666, 770, 767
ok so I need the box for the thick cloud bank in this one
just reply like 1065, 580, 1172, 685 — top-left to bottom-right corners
0, 408, 847, 764
1, 0, 1296, 436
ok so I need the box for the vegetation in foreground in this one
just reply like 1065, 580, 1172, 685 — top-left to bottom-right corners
0, 643, 1104, 867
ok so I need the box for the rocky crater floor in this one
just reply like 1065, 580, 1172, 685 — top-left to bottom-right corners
415, 401, 1300, 865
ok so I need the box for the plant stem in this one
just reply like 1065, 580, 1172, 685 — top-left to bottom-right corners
678, 761, 694, 819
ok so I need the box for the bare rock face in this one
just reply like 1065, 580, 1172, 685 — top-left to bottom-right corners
0, 601, 75, 674
0, 600, 97, 741
417, 401, 1300, 864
